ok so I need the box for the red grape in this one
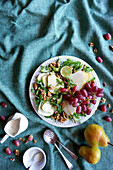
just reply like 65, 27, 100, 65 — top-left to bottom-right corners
1, 102, 7, 108
72, 103, 79, 107
98, 89, 104, 93
63, 94, 71, 100
76, 106, 82, 114
86, 107, 91, 115
104, 116, 112, 122
105, 33, 111, 40
72, 86, 77, 92
81, 89, 88, 97
82, 104, 87, 111
96, 57, 103, 63
96, 93, 104, 97
73, 98, 78, 104
85, 83, 91, 90
91, 82, 95, 88
101, 104, 107, 112
69, 97, 74, 105
28, 135, 33, 141
76, 95, 86, 101
14, 140, 20, 146
88, 95, 92, 99
82, 100, 90, 105
0, 115, 6, 121
91, 99, 96, 105
6, 147, 12, 155
75, 90, 81, 95
60, 88, 68, 93
92, 86, 98, 92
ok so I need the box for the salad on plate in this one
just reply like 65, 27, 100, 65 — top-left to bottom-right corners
31, 57, 104, 124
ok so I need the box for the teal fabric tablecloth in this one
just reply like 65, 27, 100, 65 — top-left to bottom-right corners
0, 0, 113, 169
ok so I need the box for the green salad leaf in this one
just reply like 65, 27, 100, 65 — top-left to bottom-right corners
66, 77, 76, 87
40, 66, 50, 73
83, 66, 93, 73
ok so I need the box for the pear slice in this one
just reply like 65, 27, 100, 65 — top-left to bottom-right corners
70, 71, 92, 90
62, 100, 76, 115
37, 73, 49, 81
38, 102, 54, 116
42, 75, 48, 87
48, 74, 57, 87
48, 74, 64, 94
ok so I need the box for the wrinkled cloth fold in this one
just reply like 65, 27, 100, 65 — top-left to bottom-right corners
0, 0, 113, 170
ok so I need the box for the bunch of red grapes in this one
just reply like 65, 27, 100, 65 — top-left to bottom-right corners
60, 82, 104, 115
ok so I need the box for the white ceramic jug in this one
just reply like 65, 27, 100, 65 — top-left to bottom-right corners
0, 112, 28, 144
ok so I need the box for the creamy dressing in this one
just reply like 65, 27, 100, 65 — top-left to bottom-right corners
7, 119, 20, 136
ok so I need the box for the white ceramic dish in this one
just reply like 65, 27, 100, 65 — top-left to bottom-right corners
23, 147, 46, 170
29, 56, 100, 127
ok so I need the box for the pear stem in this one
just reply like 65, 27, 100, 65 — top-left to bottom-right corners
108, 142, 113, 146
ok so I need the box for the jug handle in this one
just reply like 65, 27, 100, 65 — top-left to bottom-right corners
0, 134, 9, 144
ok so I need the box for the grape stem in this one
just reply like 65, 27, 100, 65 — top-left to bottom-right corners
108, 142, 113, 146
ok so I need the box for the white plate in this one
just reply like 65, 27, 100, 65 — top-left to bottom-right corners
29, 56, 100, 127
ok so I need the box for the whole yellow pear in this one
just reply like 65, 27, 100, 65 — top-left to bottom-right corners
79, 146, 101, 164
84, 124, 110, 147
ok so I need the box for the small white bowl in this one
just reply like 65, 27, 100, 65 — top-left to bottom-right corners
23, 147, 46, 170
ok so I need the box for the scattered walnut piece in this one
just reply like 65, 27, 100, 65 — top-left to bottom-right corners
63, 112, 69, 120
40, 90, 46, 100
33, 140, 37, 143
22, 138, 25, 142
47, 91, 52, 97
50, 62, 56, 68
81, 111, 84, 115
34, 83, 38, 90
73, 68, 76, 73
48, 86, 55, 90
89, 42, 94, 47
54, 106, 57, 110
15, 150, 19, 156
56, 73, 61, 79
57, 61, 60, 68
59, 117, 67, 123
109, 45, 113, 51
69, 66, 73, 69
93, 48, 97, 53
52, 114, 60, 120
51, 62, 56, 66
19, 138, 22, 141
54, 111, 58, 114
24, 140, 28, 144
101, 98, 106, 103
107, 104, 111, 108
103, 82, 106, 87
110, 109, 113, 113
10, 158, 15, 161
